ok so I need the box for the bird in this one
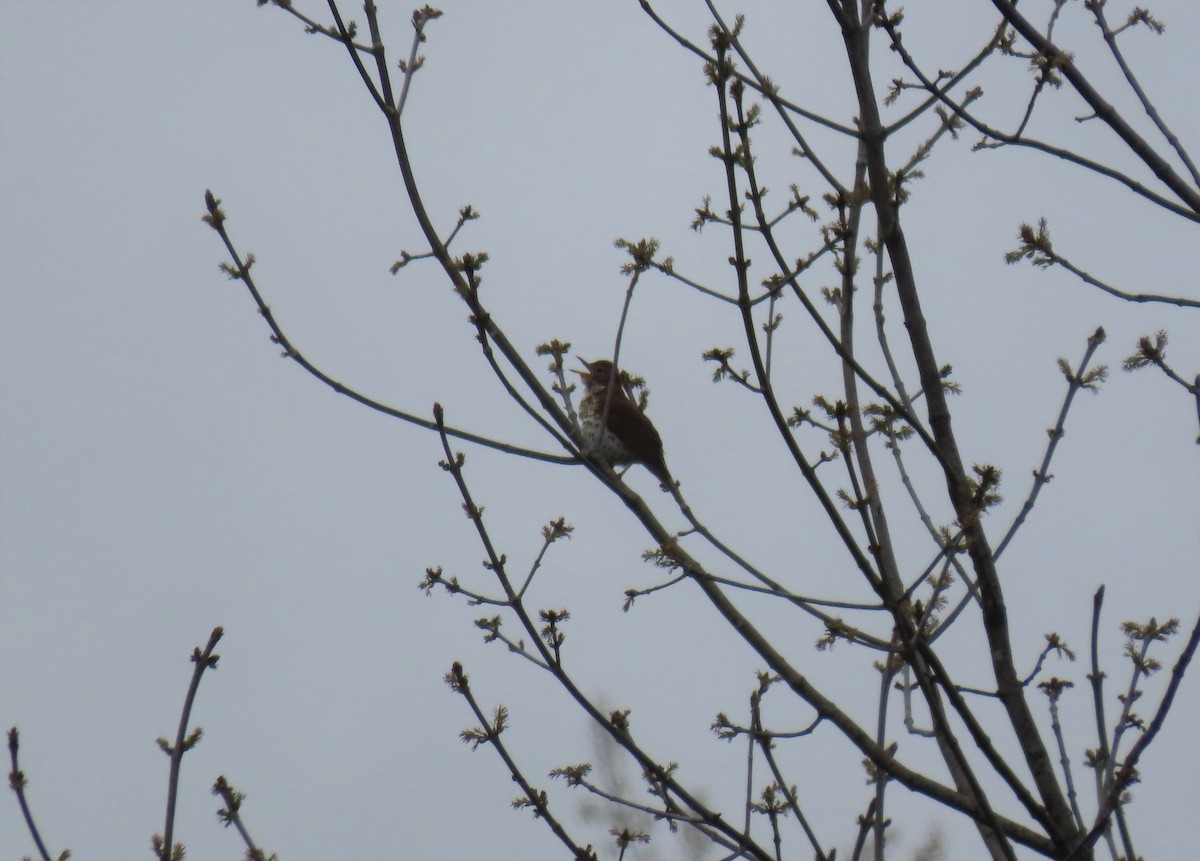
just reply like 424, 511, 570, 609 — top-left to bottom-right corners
573, 358, 671, 485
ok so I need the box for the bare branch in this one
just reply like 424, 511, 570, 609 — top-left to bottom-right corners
1088, 1, 1200, 188
7, 728, 65, 861
988, 0, 1200, 214
396, 6, 442, 117
153, 627, 224, 861
993, 327, 1108, 561
202, 191, 576, 464
213, 775, 276, 861
1005, 219, 1200, 308
444, 662, 596, 859
878, 15, 1200, 221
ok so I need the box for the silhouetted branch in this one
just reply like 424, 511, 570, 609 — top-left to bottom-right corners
988, 0, 1200, 213
878, 14, 1200, 222
993, 327, 1108, 562
445, 662, 596, 860
202, 191, 576, 465
7, 728, 66, 861
1089, 2, 1200, 187
431, 404, 779, 859
213, 775, 275, 861
1005, 219, 1200, 308
153, 627, 224, 861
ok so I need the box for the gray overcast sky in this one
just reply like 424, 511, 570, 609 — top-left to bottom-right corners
2, 1, 1198, 859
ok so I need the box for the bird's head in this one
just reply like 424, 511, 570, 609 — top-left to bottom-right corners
573, 357, 617, 389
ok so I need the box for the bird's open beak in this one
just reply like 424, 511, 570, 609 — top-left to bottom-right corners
572, 357, 594, 376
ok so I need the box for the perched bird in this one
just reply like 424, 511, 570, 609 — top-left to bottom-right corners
574, 358, 671, 485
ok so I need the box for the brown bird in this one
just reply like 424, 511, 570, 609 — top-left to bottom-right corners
574, 358, 671, 485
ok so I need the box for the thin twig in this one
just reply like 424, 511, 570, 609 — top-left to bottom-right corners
993, 327, 1108, 562
1011, 0, 1069, 140
213, 775, 273, 860
567, 775, 737, 851
878, 15, 1200, 222
1069, 609, 1200, 860
704, 0, 847, 192
466, 275, 582, 458
396, 7, 442, 117
664, 476, 895, 641
1040, 681, 1086, 831
431, 405, 776, 859
444, 663, 594, 857
883, 20, 1005, 136
989, 0, 1200, 214
1008, 223, 1200, 308
958, 637, 1071, 697
516, 519, 573, 601
711, 58, 884, 595
603, 269, 642, 435
7, 728, 58, 861
638, 1, 857, 139
324, 0, 387, 112
1090, 2, 1200, 188
154, 627, 224, 861
202, 192, 576, 465
1083, 587, 1119, 861
263, 0, 374, 53
871, 665, 896, 861
849, 797, 879, 861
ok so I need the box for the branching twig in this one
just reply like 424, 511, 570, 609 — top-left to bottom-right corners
638, 0, 857, 140
734, 683, 830, 858
993, 327, 1108, 562
1038, 678, 1086, 832
202, 192, 576, 465
324, 0, 387, 112
1005, 219, 1200, 308
153, 627, 224, 861
1123, 330, 1200, 392
878, 14, 1200, 221
390, 204, 478, 272
710, 56, 884, 597
883, 19, 1005, 136
990, 0, 1200, 215
703, 1, 846, 192
1070, 609, 1200, 860
396, 6, 442, 117
261, 0, 374, 54
958, 633, 1075, 697
7, 728, 65, 861
431, 404, 778, 859
444, 663, 595, 859
1089, 2, 1200, 188
213, 775, 275, 861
